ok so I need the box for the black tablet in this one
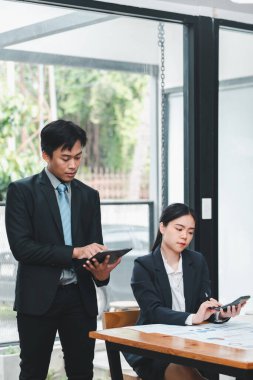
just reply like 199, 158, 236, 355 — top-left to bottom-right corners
89, 248, 132, 264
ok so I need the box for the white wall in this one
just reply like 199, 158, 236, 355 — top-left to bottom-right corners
218, 28, 253, 313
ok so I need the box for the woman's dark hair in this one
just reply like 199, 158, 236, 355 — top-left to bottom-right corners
151, 203, 197, 252
41, 119, 87, 157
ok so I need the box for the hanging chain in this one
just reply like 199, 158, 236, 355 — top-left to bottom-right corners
158, 22, 167, 211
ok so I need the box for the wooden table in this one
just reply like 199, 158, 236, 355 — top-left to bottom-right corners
90, 317, 253, 380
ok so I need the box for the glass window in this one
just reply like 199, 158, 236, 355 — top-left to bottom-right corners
0, 0, 185, 347
219, 27, 253, 313
167, 91, 184, 204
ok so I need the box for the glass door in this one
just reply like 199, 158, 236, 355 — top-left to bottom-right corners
218, 26, 253, 313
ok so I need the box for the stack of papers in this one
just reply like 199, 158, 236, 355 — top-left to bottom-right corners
129, 319, 253, 349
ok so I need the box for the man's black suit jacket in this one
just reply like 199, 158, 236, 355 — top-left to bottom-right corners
5, 169, 108, 317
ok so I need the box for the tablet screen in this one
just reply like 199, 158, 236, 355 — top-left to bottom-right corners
74, 248, 132, 269
93, 248, 132, 264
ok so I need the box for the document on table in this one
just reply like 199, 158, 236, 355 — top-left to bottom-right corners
129, 319, 253, 349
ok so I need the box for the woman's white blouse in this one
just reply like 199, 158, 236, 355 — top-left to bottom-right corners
161, 253, 193, 325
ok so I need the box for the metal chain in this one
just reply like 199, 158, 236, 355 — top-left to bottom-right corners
158, 22, 166, 211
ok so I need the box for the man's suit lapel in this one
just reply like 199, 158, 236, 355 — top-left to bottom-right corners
39, 171, 84, 243
39, 170, 63, 236
182, 250, 194, 311
71, 180, 82, 244
153, 247, 172, 307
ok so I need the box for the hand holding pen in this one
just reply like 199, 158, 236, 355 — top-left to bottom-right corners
192, 296, 221, 324
192, 293, 248, 324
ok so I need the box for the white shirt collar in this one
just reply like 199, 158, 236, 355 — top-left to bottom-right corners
161, 252, 183, 275
45, 167, 70, 192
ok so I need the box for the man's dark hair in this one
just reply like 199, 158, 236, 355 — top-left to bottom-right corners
41, 119, 87, 157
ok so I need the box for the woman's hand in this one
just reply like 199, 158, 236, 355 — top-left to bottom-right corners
192, 298, 221, 325
193, 298, 245, 324
219, 303, 242, 319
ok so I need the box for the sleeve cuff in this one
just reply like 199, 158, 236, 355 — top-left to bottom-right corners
213, 311, 230, 324
185, 314, 194, 325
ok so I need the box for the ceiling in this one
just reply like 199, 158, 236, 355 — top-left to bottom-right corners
0, 0, 252, 77
97, 0, 253, 19
137, 0, 253, 14
0, 1, 170, 74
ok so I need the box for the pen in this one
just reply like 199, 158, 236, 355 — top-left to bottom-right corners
205, 292, 210, 301
205, 293, 218, 310
205, 293, 222, 311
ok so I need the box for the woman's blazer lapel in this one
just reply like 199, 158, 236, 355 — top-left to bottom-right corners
152, 247, 173, 308
182, 250, 195, 312
152, 247, 196, 312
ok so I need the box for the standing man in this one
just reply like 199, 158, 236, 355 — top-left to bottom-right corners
5, 120, 120, 380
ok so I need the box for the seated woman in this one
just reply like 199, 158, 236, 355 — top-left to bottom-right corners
124, 203, 244, 380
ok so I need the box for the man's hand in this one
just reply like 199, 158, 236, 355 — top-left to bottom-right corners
72, 243, 107, 260
83, 256, 121, 281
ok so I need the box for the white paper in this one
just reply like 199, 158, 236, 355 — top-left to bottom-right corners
129, 319, 253, 349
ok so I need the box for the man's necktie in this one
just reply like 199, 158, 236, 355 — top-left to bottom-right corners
57, 183, 72, 246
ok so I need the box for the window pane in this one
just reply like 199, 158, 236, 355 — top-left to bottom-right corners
168, 92, 184, 204
101, 202, 151, 302
0, 0, 185, 348
219, 28, 253, 313
0, 206, 16, 343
